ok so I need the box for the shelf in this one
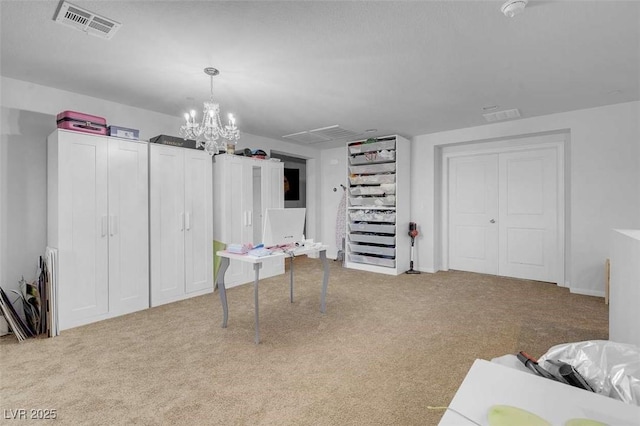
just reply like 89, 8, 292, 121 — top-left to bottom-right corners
345, 135, 409, 275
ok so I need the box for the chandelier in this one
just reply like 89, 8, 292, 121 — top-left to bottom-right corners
179, 67, 240, 155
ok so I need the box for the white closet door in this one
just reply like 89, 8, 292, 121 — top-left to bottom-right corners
108, 138, 149, 315
184, 150, 213, 294
150, 145, 185, 305
449, 154, 499, 275
498, 149, 558, 282
58, 134, 109, 329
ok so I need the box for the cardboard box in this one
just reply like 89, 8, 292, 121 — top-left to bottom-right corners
109, 126, 139, 140
149, 134, 201, 150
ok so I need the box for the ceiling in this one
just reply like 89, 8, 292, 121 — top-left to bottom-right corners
1, 0, 639, 148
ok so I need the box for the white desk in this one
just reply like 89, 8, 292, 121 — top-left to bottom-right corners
216, 245, 329, 343
439, 359, 640, 425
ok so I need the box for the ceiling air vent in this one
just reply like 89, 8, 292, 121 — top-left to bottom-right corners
483, 108, 521, 122
54, 1, 121, 40
283, 125, 360, 144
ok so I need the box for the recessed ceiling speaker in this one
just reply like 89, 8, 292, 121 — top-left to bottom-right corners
501, 0, 528, 18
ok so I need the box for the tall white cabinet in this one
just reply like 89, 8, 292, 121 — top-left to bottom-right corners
345, 135, 410, 275
48, 130, 149, 331
149, 144, 213, 306
212, 154, 284, 288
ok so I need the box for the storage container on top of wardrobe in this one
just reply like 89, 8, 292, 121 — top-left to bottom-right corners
345, 135, 410, 275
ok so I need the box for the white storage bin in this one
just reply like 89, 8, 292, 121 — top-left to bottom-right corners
349, 150, 396, 165
349, 234, 396, 245
348, 139, 396, 154
349, 174, 395, 185
350, 223, 395, 234
350, 195, 396, 207
348, 254, 395, 268
349, 243, 396, 257
349, 163, 396, 175
350, 184, 395, 196
349, 211, 396, 222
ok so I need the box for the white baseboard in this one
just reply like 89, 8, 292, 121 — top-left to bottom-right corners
569, 287, 605, 298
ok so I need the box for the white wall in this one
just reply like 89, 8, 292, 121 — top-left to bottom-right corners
0, 77, 321, 293
411, 101, 640, 296
320, 146, 348, 259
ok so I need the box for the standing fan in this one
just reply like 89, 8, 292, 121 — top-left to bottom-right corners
406, 222, 420, 274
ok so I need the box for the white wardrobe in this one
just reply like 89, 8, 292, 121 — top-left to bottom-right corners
212, 154, 284, 288
149, 144, 213, 306
48, 130, 149, 331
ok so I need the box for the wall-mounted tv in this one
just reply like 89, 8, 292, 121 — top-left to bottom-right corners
284, 168, 300, 201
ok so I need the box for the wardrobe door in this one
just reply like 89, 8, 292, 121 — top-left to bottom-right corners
184, 150, 213, 294
108, 138, 149, 315
57, 132, 109, 329
260, 161, 285, 278
150, 145, 186, 306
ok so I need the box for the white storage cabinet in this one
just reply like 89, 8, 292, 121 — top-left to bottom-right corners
149, 144, 213, 306
48, 129, 149, 330
212, 154, 284, 288
345, 135, 410, 275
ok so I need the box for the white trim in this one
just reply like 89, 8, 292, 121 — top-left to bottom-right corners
569, 288, 605, 298
439, 133, 567, 286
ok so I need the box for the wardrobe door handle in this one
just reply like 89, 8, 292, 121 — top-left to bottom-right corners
109, 215, 118, 236
185, 212, 191, 230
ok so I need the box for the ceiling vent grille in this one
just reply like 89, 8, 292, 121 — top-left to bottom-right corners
283, 125, 360, 144
483, 108, 521, 122
54, 1, 121, 39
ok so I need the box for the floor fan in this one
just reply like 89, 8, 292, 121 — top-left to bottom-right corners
406, 222, 420, 274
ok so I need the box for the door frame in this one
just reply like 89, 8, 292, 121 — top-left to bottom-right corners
440, 133, 566, 286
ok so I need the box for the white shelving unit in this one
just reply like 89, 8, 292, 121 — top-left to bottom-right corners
345, 135, 410, 275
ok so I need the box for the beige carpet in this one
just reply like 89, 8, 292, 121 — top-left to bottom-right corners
0, 258, 608, 425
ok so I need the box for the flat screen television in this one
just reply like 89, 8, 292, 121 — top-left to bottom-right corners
262, 208, 306, 248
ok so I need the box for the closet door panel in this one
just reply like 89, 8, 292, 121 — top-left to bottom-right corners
261, 162, 285, 277
58, 134, 109, 328
184, 151, 213, 293
150, 146, 185, 305
108, 139, 149, 315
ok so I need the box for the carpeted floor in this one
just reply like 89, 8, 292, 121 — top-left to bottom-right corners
0, 257, 608, 425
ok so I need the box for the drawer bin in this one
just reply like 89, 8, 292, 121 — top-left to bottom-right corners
349, 234, 396, 245
349, 243, 395, 257
349, 163, 396, 175
348, 254, 395, 268
349, 223, 395, 234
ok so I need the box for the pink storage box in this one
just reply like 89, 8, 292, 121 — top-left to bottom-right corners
56, 110, 107, 136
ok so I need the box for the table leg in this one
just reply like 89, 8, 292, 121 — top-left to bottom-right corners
320, 250, 329, 313
217, 257, 230, 328
290, 255, 294, 303
253, 262, 262, 344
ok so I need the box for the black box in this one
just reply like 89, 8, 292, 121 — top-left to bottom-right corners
149, 134, 201, 150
